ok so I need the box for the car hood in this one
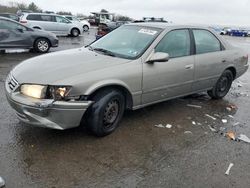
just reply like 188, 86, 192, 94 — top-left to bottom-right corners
12, 48, 131, 85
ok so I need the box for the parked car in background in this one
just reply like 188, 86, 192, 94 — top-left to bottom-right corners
63, 15, 90, 31
96, 21, 129, 39
220, 27, 231, 35
0, 17, 58, 53
5, 23, 249, 137
0, 13, 19, 22
20, 13, 83, 37
228, 29, 248, 37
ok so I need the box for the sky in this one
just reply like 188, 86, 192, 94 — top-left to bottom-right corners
1, 0, 250, 27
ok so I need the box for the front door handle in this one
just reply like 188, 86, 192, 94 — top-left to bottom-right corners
185, 64, 194, 70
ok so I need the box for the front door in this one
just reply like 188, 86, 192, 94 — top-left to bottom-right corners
142, 29, 195, 104
0, 20, 32, 48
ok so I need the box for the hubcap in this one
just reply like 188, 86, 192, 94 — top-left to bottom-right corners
38, 40, 48, 52
218, 77, 228, 92
73, 29, 79, 36
83, 26, 88, 31
103, 100, 119, 127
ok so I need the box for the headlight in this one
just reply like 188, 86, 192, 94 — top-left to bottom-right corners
48, 86, 72, 100
20, 84, 47, 99
20, 85, 72, 100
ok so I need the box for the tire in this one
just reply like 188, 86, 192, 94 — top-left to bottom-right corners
34, 38, 50, 53
207, 70, 233, 99
85, 89, 125, 137
33, 27, 41, 30
83, 25, 89, 32
71, 28, 80, 37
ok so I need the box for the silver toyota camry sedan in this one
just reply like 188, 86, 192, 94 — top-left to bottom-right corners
5, 23, 249, 136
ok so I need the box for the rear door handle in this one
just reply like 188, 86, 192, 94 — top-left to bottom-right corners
185, 64, 194, 70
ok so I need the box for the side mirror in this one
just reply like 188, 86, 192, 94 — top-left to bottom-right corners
17, 28, 24, 33
147, 52, 169, 64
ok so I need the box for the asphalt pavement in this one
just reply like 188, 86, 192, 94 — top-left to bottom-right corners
0, 30, 250, 188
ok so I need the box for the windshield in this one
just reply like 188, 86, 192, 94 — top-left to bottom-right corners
90, 25, 162, 59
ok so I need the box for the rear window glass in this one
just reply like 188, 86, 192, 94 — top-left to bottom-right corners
27, 14, 42, 21
41, 15, 53, 22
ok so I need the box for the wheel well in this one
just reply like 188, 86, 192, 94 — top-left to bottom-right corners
88, 85, 133, 109
33, 37, 51, 48
226, 67, 236, 79
33, 26, 41, 29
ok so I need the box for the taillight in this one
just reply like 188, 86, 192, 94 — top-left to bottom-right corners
20, 20, 27, 24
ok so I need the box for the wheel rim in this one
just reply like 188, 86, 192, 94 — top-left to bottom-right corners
103, 99, 119, 128
38, 40, 49, 52
73, 29, 79, 36
216, 74, 231, 97
83, 26, 88, 31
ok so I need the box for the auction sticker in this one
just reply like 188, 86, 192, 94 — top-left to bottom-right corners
138, 29, 157, 35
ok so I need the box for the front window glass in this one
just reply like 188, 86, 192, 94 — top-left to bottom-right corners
90, 25, 162, 59
56, 16, 69, 23
155, 29, 191, 58
193, 29, 221, 54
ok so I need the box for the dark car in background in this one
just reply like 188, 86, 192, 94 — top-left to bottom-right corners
96, 21, 129, 39
228, 29, 248, 37
0, 17, 58, 53
0, 13, 19, 22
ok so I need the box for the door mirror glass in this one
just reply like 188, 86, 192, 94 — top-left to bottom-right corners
147, 52, 169, 63
17, 28, 23, 33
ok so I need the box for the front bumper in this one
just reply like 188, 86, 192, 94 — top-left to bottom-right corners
51, 38, 59, 47
5, 78, 92, 130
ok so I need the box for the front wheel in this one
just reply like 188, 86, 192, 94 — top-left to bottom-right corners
85, 89, 125, 137
34, 38, 50, 53
207, 70, 233, 99
83, 25, 89, 32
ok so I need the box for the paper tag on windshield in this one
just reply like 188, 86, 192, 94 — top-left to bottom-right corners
138, 29, 157, 35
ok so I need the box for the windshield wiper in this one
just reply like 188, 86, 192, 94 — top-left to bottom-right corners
92, 48, 117, 57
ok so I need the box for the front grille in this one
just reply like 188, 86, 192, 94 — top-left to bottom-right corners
7, 73, 19, 92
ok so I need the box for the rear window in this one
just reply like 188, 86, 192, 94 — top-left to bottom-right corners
27, 14, 42, 21
27, 14, 54, 22
41, 15, 54, 22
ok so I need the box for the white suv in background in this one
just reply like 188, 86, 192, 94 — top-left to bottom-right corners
20, 13, 83, 37
63, 15, 90, 32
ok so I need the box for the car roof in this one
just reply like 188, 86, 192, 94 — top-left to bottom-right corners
23, 12, 61, 17
128, 22, 211, 30
0, 16, 16, 22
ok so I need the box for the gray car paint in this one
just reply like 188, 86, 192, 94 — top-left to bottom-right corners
5, 23, 249, 129
0, 17, 58, 50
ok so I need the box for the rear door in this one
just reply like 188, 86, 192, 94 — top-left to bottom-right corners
0, 19, 32, 48
192, 29, 229, 91
39, 15, 56, 32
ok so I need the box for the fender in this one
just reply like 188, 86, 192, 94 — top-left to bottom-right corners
84, 79, 132, 96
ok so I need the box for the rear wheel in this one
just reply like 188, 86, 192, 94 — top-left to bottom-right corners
34, 38, 50, 53
71, 28, 80, 37
85, 89, 125, 137
207, 70, 233, 99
